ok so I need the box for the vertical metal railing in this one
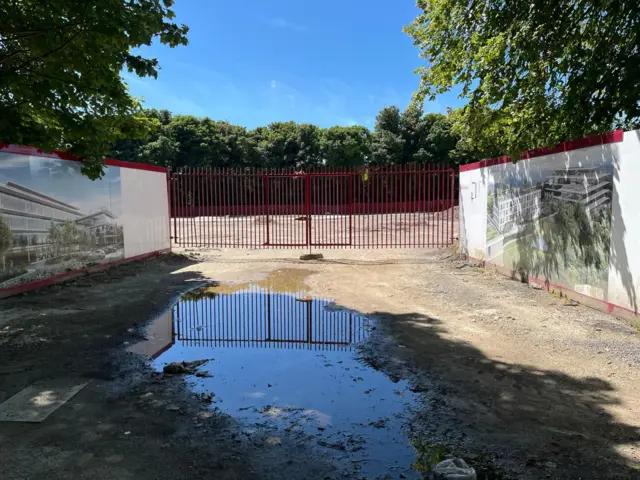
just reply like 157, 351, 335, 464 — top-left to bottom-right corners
170, 164, 457, 248
172, 286, 370, 351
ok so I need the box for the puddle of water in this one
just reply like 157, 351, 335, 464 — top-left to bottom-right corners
192, 268, 314, 296
138, 284, 420, 478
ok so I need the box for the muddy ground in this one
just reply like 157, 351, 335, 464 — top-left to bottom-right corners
1, 248, 639, 479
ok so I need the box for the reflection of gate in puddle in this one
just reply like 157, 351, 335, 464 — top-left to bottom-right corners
174, 288, 370, 351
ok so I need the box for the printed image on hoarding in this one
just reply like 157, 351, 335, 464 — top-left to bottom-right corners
0, 152, 124, 289
485, 156, 613, 300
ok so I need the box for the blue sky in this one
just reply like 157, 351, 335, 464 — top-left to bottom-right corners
124, 0, 465, 130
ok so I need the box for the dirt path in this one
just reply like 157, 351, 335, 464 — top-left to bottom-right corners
181, 248, 640, 478
1, 248, 639, 479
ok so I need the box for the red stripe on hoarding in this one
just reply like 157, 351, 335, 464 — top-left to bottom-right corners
521, 129, 624, 159
0, 144, 168, 173
104, 158, 168, 173
459, 129, 624, 173
459, 156, 511, 173
0, 249, 171, 299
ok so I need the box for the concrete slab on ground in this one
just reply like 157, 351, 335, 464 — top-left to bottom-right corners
0, 379, 88, 423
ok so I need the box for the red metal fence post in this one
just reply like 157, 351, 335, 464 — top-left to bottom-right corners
166, 167, 172, 250
305, 172, 311, 248
170, 164, 461, 249
264, 173, 270, 246
450, 168, 456, 245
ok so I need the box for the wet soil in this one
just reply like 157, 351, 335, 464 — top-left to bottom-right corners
1, 249, 639, 479
0, 255, 341, 480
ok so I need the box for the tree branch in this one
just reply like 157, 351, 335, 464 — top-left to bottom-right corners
2, 22, 84, 40
3, 1, 94, 72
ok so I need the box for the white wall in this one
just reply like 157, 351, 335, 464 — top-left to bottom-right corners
459, 168, 488, 260
459, 129, 640, 315
120, 167, 170, 258
0, 148, 171, 295
607, 131, 640, 313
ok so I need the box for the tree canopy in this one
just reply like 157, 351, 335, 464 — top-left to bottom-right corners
405, 0, 640, 158
0, 0, 188, 179
110, 105, 478, 170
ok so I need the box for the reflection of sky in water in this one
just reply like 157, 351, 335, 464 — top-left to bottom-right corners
0, 152, 121, 215
145, 288, 420, 478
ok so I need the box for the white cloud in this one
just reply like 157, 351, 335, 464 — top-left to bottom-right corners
266, 17, 308, 31
270, 80, 277, 89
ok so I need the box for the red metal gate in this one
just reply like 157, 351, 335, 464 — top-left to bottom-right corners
170, 165, 457, 248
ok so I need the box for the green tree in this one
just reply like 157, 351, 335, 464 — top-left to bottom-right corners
295, 124, 323, 168
0, 1, 189, 179
0, 217, 13, 255
109, 105, 466, 168
371, 106, 405, 164
405, 0, 640, 157
447, 107, 504, 163
251, 122, 308, 168
111, 109, 176, 165
371, 106, 461, 165
320, 126, 371, 166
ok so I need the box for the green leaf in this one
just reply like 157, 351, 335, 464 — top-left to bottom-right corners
0, 0, 189, 179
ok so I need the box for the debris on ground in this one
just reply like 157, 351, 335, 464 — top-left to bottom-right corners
162, 359, 209, 374
432, 458, 477, 480
368, 418, 387, 429
317, 435, 364, 453
199, 392, 216, 404
300, 253, 324, 261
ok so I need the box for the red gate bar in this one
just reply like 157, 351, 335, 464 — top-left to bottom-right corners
170, 164, 457, 249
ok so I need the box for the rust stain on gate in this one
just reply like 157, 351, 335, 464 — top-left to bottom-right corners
170, 165, 457, 248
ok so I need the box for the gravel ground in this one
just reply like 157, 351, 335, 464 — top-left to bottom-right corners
1, 247, 639, 479
182, 247, 640, 478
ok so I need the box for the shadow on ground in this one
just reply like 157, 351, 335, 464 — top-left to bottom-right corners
1, 254, 638, 479
359, 311, 640, 479
0, 254, 346, 480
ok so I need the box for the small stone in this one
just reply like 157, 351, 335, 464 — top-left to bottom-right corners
300, 253, 323, 261
544, 461, 557, 469
165, 404, 180, 411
